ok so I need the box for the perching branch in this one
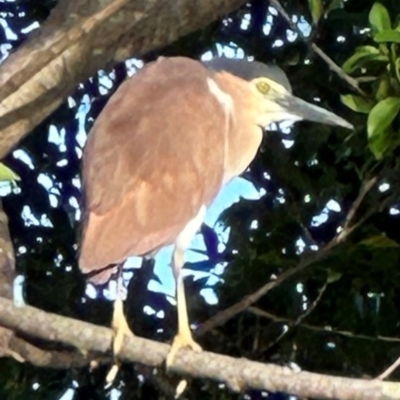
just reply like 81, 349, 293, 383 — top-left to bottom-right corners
0, 297, 399, 400
4, 335, 109, 369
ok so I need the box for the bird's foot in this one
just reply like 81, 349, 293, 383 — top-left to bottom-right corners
106, 298, 134, 384
112, 297, 134, 355
166, 331, 202, 367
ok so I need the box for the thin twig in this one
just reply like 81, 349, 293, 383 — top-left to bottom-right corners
249, 307, 400, 343
311, 45, 366, 96
197, 177, 377, 337
268, 0, 366, 96
376, 356, 400, 380
256, 281, 328, 353
196, 243, 334, 337
343, 177, 378, 231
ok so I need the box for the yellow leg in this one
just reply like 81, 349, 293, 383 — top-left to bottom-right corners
111, 296, 133, 355
166, 248, 202, 367
106, 272, 134, 384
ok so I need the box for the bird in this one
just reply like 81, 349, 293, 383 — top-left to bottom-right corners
78, 56, 352, 366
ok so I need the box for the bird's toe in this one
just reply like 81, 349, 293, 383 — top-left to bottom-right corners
166, 332, 202, 367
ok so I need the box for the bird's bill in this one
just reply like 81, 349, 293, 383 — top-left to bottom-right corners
275, 93, 353, 130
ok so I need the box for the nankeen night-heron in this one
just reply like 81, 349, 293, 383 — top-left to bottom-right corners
79, 56, 352, 364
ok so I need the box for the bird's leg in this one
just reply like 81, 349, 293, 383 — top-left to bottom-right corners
166, 247, 202, 367
106, 266, 134, 384
112, 285, 133, 355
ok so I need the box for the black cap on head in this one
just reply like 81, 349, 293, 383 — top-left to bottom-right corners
203, 57, 292, 93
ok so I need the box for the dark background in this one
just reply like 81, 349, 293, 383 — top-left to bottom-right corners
1, 0, 400, 398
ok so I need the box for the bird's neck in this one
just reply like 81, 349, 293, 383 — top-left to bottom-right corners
212, 72, 264, 185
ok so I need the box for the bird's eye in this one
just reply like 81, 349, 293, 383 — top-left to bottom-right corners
256, 80, 270, 94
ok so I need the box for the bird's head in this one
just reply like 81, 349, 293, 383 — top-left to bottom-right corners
203, 58, 353, 130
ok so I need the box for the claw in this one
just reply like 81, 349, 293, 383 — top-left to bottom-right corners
112, 297, 133, 355
166, 331, 202, 367
106, 297, 134, 384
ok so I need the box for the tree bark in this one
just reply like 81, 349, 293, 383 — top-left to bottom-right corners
0, 297, 398, 400
0, 200, 17, 359
0, 201, 90, 367
0, 0, 246, 159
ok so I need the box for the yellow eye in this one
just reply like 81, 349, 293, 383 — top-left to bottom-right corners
256, 80, 270, 94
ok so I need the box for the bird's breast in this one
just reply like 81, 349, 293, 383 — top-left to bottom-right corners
222, 123, 263, 185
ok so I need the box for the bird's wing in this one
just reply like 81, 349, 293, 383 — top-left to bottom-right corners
79, 58, 229, 278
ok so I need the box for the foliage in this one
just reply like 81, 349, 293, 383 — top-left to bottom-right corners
341, 1, 400, 158
1, 0, 400, 399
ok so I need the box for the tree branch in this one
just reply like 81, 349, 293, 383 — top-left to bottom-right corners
0, 297, 398, 400
197, 177, 378, 336
0, 200, 92, 368
6, 334, 109, 368
0, 200, 15, 300
0, 0, 247, 158
342, 176, 378, 231
268, 0, 366, 96
377, 357, 400, 381
248, 307, 400, 344
255, 281, 328, 354
196, 244, 334, 336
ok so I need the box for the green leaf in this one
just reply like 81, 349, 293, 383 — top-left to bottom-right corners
367, 97, 400, 158
367, 97, 400, 138
359, 235, 399, 248
342, 46, 388, 73
369, 2, 392, 33
396, 58, 400, 83
369, 129, 391, 158
379, 43, 389, 56
307, 0, 323, 25
340, 94, 375, 113
390, 43, 397, 64
327, 270, 343, 284
375, 74, 391, 101
374, 29, 400, 43
325, 0, 343, 16
0, 162, 20, 182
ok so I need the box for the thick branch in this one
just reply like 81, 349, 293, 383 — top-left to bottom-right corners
0, 297, 398, 400
6, 335, 108, 368
0, 0, 246, 158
